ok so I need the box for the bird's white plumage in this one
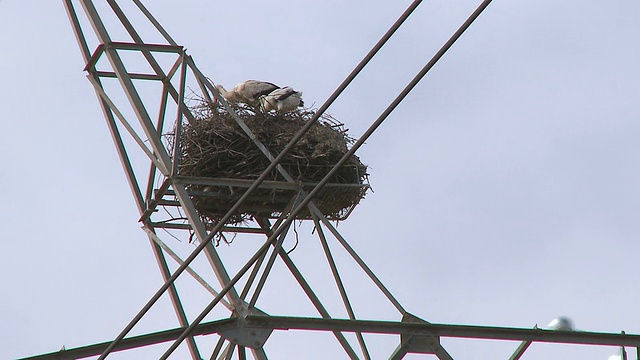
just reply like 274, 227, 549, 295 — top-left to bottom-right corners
547, 316, 574, 331
259, 86, 304, 113
216, 80, 280, 106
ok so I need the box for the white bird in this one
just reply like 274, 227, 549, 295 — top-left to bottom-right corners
259, 86, 304, 113
216, 80, 280, 106
547, 316, 574, 331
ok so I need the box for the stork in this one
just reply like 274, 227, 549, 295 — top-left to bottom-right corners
215, 80, 279, 107
547, 316, 574, 331
259, 86, 304, 113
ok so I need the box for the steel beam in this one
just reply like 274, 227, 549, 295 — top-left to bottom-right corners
22, 316, 640, 360
254, 218, 361, 359
239, 214, 292, 301
62, 0, 91, 63
508, 326, 537, 360
144, 227, 233, 311
173, 176, 368, 190
147, 234, 203, 359
315, 211, 406, 314
131, 0, 178, 46
274, 244, 361, 359
250, 316, 640, 347
93, 71, 164, 80
314, 215, 371, 359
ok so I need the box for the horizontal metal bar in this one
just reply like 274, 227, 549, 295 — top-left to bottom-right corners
93, 70, 164, 81
106, 41, 183, 53
223, 226, 268, 234
22, 315, 640, 359
148, 222, 191, 230
174, 189, 286, 200
154, 199, 181, 206
19, 318, 237, 360
84, 42, 182, 72
149, 222, 268, 234
244, 316, 640, 347
173, 176, 369, 190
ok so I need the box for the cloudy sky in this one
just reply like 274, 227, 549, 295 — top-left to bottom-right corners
2, 0, 640, 359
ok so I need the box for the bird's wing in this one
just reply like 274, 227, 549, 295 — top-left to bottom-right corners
268, 86, 301, 101
242, 80, 280, 98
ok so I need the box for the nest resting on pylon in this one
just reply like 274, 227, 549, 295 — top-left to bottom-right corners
175, 101, 369, 226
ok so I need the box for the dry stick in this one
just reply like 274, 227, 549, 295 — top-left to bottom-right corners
98, 1, 423, 358
159, 1, 494, 357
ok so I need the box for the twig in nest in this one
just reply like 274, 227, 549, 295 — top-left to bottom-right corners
286, 220, 300, 255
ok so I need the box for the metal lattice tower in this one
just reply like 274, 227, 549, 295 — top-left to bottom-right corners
24, 0, 640, 359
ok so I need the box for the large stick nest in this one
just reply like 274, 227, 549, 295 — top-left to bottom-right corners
175, 101, 369, 226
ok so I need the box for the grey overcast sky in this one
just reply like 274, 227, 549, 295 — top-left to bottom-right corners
2, 1, 640, 359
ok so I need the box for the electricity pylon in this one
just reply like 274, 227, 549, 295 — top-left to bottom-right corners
23, 0, 640, 359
